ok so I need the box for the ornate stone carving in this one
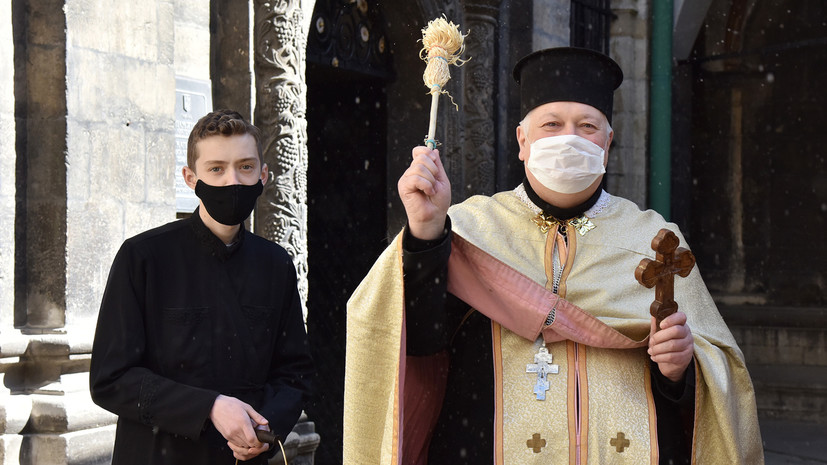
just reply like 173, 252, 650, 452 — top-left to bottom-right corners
252, 5, 319, 460
253, 0, 310, 313
307, 0, 393, 78
461, 11, 497, 197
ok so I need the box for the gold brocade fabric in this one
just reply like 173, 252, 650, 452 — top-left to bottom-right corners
497, 328, 656, 464
343, 191, 764, 464
497, 328, 570, 464
344, 238, 405, 465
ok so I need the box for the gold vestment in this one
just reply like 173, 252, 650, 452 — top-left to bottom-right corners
344, 190, 763, 464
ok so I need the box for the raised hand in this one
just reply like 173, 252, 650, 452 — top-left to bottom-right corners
397, 146, 452, 240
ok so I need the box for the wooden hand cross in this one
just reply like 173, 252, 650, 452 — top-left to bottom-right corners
635, 229, 696, 328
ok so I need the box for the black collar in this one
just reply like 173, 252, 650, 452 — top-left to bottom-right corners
522, 179, 602, 221
189, 207, 245, 261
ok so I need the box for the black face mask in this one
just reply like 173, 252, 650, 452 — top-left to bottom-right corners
195, 179, 263, 226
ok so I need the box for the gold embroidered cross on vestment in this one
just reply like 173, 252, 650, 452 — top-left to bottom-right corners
532, 212, 595, 236
526, 433, 547, 453
610, 432, 631, 452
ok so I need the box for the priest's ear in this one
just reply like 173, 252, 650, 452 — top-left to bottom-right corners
603, 124, 615, 165
516, 121, 529, 162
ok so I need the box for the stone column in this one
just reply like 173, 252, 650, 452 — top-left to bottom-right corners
253, 0, 312, 315
211, 0, 253, 117
17, 0, 68, 331
253, 2, 321, 462
461, 1, 500, 197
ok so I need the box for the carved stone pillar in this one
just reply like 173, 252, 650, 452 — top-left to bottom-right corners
253, 2, 320, 463
461, 2, 500, 197
253, 0, 312, 314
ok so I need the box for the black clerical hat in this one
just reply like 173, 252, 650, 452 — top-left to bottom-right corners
513, 47, 623, 123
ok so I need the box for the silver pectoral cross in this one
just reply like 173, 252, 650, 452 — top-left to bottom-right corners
526, 346, 559, 400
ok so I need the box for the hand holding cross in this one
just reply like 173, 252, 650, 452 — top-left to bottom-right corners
635, 229, 696, 329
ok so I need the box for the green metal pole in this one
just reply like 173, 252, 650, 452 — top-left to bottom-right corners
649, 0, 673, 219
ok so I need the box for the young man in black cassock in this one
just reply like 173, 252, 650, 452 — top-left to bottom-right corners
90, 109, 314, 464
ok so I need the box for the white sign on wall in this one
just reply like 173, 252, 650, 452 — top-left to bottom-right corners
174, 76, 213, 213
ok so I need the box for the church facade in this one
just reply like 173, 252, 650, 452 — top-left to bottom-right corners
0, 0, 823, 463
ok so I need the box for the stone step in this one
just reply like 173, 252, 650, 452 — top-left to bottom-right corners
719, 304, 827, 424
749, 364, 827, 423
760, 418, 827, 464
721, 305, 827, 366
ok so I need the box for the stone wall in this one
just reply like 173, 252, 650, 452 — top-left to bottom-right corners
62, 0, 210, 329
532, 0, 570, 49
65, 0, 178, 328
608, 0, 649, 208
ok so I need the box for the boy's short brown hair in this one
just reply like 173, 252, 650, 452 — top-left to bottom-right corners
186, 109, 263, 170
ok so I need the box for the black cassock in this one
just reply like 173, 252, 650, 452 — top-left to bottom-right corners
91, 209, 314, 465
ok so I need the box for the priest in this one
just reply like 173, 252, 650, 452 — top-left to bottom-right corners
344, 47, 763, 464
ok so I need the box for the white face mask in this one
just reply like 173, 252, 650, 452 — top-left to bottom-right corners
526, 134, 606, 194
